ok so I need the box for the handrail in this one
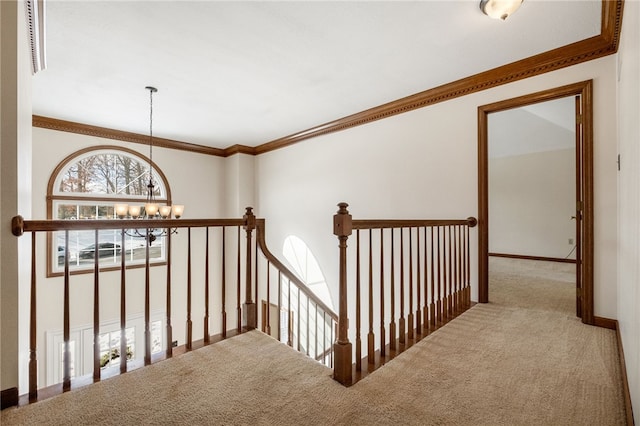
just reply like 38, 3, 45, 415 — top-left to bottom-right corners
254, 218, 338, 368
255, 219, 337, 321
352, 218, 477, 229
332, 202, 478, 386
11, 216, 245, 235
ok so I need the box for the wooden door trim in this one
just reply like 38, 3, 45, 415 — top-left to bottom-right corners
477, 80, 594, 325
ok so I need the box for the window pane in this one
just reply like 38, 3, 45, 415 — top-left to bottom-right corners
59, 341, 75, 379
57, 204, 78, 220
78, 205, 96, 220
151, 320, 162, 354
57, 152, 165, 197
54, 209, 166, 271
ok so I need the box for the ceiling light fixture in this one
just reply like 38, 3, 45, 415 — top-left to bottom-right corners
115, 86, 183, 244
479, 0, 523, 21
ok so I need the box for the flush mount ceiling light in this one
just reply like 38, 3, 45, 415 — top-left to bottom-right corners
479, 0, 523, 21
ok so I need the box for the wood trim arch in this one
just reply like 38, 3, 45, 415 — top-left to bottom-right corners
46, 145, 173, 277
46, 145, 172, 205
477, 80, 594, 325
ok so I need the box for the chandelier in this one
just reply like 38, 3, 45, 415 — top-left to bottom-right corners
114, 86, 183, 244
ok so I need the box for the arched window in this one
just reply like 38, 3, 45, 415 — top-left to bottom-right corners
282, 235, 333, 310
47, 146, 172, 276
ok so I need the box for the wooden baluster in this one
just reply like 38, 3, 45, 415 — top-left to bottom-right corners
144, 230, 151, 365
408, 228, 414, 340
255, 241, 259, 329
389, 229, 396, 351
355, 230, 362, 370
297, 286, 301, 352
445, 225, 452, 322
442, 226, 450, 323
315, 304, 319, 360
430, 227, 436, 331
277, 271, 282, 342
236, 226, 241, 332
399, 228, 405, 345
466, 225, 475, 308
204, 227, 210, 344
221, 227, 227, 338
457, 225, 462, 314
423, 227, 429, 334
186, 228, 193, 351
29, 232, 38, 401
416, 227, 422, 336
287, 280, 292, 347
368, 229, 375, 363
166, 233, 173, 358
93, 229, 101, 382
243, 207, 256, 329
451, 226, 456, 317
306, 294, 310, 356
462, 224, 466, 309
379, 228, 386, 357
63, 230, 71, 391
323, 310, 327, 366
331, 320, 335, 368
266, 261, 271, 335
447, 225, 453, 320
120, 228, 127, 375
436, 226, 442, 326
442, 226, 448, 322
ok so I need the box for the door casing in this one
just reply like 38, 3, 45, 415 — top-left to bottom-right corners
477, 80, 594, 325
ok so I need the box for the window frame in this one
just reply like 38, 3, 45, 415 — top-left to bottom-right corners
46, 145, 172, 277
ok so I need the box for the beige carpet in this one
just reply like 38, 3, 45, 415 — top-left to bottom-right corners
2, 258, 626, 425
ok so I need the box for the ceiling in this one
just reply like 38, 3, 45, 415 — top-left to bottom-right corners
32, 1, 602, 149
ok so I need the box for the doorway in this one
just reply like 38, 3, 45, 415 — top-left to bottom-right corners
477, 80, 594, 325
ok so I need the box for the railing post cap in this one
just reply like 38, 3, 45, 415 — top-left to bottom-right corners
334, 203, 352, 237
467, 217, 478, 228
243, 207, 256, 230
11, 215, 24, 236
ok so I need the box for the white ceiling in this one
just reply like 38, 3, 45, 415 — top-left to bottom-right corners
32, 1, 602, 149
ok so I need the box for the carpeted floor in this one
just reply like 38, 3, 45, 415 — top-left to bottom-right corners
1, 258, 626, 425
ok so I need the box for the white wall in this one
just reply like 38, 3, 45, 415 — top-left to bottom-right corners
489, 148, 576, 259
30, 128, 230, 390
223, 153, 256, 217
255, 55, 618, 324
1, 0, 33, 396
616, 0, 640, 420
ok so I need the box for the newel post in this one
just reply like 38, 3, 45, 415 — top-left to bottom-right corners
243, 207, 257, 330
333, 202, 353, 385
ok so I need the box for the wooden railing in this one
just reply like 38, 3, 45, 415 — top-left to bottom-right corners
255, 219, 338, 367
11, 208, 337, 402
332, 203, 477, 386
11, 204, 475, 397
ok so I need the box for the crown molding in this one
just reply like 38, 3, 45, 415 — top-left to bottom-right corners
255, 0, 623, 155
33, 115, 228, 157
33, 1, 623, 158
